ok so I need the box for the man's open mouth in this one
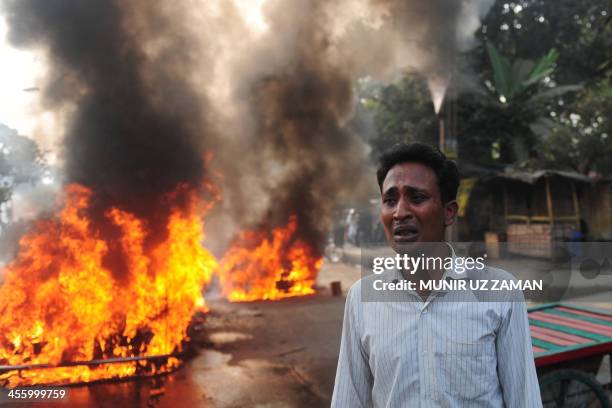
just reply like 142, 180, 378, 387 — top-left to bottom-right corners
392, 226, 419, 242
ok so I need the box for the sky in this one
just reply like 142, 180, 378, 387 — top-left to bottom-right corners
0, 0, 267, 160
0, 17, 46, 137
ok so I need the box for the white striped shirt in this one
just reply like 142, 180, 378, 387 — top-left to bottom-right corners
331, 263, 542, 407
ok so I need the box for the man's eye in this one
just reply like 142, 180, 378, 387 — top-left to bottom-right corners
383, 197, 397, 205
411, 195, 427, 203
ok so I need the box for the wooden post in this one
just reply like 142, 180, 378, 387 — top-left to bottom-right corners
571, 182, 581, 229
545, 177, 555, 260
439, 116, 445, 153
503, 183, 509, 227
546, 177, 554, 227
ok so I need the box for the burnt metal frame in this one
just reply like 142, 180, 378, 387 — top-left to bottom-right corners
0, 352, 184, 385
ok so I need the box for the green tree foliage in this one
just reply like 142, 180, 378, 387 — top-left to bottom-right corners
0, 123, 45, 205
475, 0, 611, 86
457, 42, 581, 164
357, 76, 438, 158
468, 0, 611, 172
360, 0, 611, 174
536, 81, 612, 174
486, 42, 559, 102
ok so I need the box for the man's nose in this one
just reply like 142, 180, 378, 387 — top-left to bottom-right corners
393, 197, 413, 220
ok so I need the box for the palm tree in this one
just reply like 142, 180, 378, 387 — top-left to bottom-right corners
482, 42, 582, 163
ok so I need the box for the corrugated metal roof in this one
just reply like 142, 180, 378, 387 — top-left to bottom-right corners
496, 170, 594, 184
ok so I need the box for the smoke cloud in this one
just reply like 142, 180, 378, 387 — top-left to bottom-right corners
2, 0, 214, 240
1, 0, 494, 255
208, 0, 495, 251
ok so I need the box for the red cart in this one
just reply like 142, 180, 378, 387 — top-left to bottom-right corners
529, 303, 612, 407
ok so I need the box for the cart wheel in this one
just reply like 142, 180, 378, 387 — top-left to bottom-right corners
539, 369, 611, 408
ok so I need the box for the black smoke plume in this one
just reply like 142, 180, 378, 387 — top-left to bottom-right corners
2, 0, 211, 275
2, 0, 495, 260
212, 0, 494, 253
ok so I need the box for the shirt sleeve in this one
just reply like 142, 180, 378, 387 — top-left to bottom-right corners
496, 296, 543, 408
331, 283, 373, 408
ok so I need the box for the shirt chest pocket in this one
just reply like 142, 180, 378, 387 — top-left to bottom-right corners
434, 338, 497, 401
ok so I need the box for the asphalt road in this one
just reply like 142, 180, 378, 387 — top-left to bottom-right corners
2, 257, 610, 408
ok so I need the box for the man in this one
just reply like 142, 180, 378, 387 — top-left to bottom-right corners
331, 143, 541, 407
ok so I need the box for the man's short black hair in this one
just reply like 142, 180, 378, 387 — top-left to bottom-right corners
376, 142, 460, 204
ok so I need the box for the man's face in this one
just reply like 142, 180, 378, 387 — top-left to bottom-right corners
380, 162, 457, 250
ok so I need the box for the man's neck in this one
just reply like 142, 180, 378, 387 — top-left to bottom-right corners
399, 242, 451, 301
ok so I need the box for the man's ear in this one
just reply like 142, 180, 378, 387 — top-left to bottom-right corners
444, 200, 458, 227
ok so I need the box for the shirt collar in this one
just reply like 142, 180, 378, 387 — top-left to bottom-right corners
389, 242, 469, 299
442, 242, 469, 281
391, 241, 467, 282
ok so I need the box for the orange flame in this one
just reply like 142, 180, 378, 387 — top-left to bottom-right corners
218, 215, 322, 302
0, 184, 217, 386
